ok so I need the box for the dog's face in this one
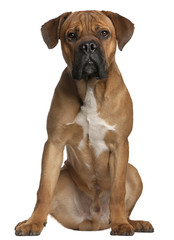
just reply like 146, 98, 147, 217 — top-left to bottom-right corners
60, 11, 116, 80
41, 11, 134, 81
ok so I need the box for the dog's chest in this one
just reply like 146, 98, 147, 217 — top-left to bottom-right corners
74, 86, 116, 157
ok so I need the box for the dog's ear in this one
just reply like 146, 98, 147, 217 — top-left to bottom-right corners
102, 11, 134, 51
41, 12, 71, 49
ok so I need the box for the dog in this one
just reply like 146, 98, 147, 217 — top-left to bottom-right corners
15, 10, 154, 236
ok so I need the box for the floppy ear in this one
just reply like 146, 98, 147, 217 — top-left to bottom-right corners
102, 11, 134, 51
41, 12, 71, 49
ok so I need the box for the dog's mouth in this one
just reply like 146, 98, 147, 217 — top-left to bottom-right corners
82, 59, 98, 77
72, 41, 108, 81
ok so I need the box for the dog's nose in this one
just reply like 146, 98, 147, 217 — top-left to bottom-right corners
81, 42, 97, 54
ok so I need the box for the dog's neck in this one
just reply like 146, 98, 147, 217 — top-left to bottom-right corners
70, 61, 123, 103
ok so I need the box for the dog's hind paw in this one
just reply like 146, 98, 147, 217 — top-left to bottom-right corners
128, 220, 154, 233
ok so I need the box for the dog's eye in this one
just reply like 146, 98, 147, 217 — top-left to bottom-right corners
100, 30, 110, 39
67, 32, 77, 41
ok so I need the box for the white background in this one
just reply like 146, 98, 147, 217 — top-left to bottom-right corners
0, 0, 174, 239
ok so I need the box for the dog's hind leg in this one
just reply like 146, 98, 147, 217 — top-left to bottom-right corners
125, 164, 154, 233
50, 165, 103, 230
125, 164, 143, 216
50, 165, 110, 231
50, 166, 86, 230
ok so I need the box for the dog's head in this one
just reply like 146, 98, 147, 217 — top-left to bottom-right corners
41, 11, 134, 80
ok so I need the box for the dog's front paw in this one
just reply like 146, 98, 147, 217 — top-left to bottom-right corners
15, 219, 46, 236
110, 223, 134, 236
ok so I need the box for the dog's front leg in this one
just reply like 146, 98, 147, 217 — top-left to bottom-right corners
15, 140, 64, 236
109, 139, 134, 236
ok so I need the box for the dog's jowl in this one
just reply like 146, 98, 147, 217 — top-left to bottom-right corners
15, 11, 154, 236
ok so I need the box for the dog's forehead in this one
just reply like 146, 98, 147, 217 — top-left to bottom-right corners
63, 11, 114, 32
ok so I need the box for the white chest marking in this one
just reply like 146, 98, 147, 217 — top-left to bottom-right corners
69, 86, 116, 157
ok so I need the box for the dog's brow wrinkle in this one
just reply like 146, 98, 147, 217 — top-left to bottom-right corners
91, 15, 98, 32
79, 14, 87, 34
87, 13, 90, 31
